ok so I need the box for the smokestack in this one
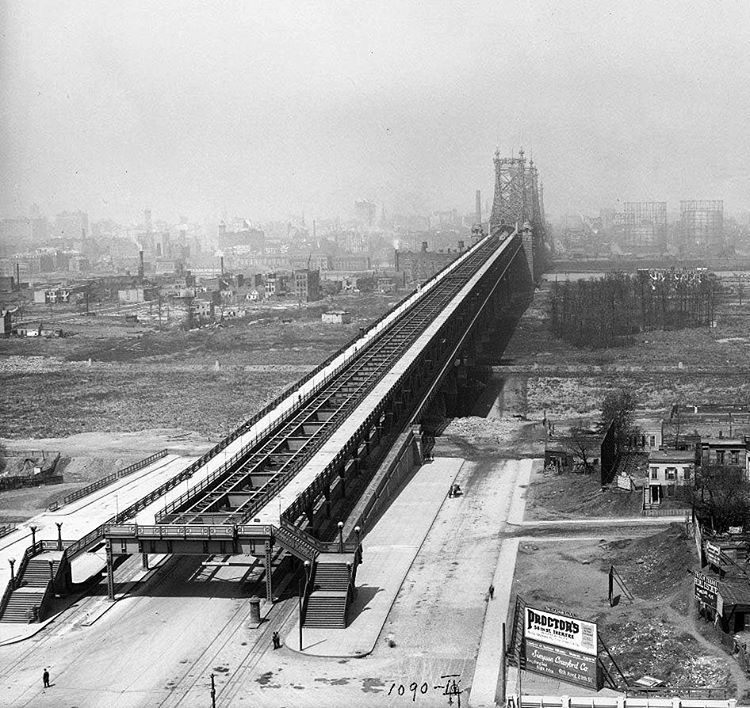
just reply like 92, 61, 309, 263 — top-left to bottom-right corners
458, 240, 465, 253
15, 262, 20, 291
220, 255, 224, 276
138, 250, 144, 281
475, 190, 482, 225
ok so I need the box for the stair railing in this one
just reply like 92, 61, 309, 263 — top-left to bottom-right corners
0, 539, 42, 621
36, 579, 54, 622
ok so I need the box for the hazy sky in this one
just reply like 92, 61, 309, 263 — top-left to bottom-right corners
1, 1, 749, 223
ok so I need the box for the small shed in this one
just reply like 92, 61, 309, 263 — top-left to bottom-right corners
322, 310, 351, 325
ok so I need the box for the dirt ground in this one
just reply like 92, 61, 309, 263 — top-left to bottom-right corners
433, 416, 546, 460
0, 429, 213, 523
511, 526, 750, 696
0, 292, 401, 439
524, 466, 645, 520
501, 279, 750, 421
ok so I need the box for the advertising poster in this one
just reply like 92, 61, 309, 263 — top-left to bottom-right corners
693, 570, 718, 607
523, 639, 600, 689
524, 606, 598, 656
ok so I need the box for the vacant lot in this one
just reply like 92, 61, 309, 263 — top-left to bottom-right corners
497, 278, 750, 422
0, 293, 402, 439
512, 527, 749, 695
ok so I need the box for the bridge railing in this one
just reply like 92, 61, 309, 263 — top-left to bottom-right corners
279, 232, 514, 528
48, 450, 169, 512
150, 232, 497, 521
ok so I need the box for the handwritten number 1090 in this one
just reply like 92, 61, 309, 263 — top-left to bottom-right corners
389, 681, 429, 700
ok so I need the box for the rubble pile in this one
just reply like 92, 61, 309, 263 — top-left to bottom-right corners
600, 525, 693, 599
605, 614, 730, 688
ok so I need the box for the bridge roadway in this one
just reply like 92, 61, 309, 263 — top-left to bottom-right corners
102, 228, 527, 607
114, 230, 522, 536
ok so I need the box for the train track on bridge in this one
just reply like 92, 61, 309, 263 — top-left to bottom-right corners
161, 234, 510, 528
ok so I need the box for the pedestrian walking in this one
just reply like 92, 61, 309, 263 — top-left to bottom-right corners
272, 631, 280, 649
42, 668, 50, 688
489, 584, 494, 600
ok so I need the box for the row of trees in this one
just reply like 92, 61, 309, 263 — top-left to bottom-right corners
549, 270, 720, 348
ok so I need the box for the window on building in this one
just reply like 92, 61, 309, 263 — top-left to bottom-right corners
650, 467, 658, 480
666, 467, 676, 481
731, 451, 740, 465
650, 435, 656, 448
683, 466, 691, 481
717, 451, 725, 465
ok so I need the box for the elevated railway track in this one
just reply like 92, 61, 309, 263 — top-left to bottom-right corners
2, 224, 536, 629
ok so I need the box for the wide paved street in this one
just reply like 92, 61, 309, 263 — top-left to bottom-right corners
0, 456, 533, 707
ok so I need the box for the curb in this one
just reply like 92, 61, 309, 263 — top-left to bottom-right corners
284, 459, 466, 659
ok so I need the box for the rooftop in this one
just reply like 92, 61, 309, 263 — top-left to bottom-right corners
649, 449, 695, 463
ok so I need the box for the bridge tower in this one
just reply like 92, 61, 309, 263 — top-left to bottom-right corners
489, 148, 548, 280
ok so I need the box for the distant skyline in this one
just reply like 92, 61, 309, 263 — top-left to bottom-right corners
2, 1, 750, 224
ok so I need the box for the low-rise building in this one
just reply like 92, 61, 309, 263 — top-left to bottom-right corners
322, 310, 351, 325
646, 449, 695, 506
700, 436, 750, 478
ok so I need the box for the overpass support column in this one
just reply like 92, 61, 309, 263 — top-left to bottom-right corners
141, 553, 149, 571
305, 503, 315, 532
106, 541, 115, 601
324, 484, 331, 518
264, 541, 273, 603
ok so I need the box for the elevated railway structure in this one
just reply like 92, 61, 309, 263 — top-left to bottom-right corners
1, 151, 546, 628
102, 226, 533, 627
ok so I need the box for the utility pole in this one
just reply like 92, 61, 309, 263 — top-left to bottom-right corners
210, 673, 216, 708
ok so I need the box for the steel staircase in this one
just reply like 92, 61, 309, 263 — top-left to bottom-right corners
303, 554, 353, 628
0, 558, 60, 623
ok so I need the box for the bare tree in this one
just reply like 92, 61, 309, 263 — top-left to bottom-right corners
567, 426, 596, 474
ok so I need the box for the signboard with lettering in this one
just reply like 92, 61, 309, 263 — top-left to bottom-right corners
705, 541, 723, 568
616, 474, 633, 491
524, 606, 598, 656
694, 570, 718, 607
523, 638, 600, 689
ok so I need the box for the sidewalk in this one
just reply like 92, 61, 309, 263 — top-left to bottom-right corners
284, 456, 464, 657
469, 458, 536, 708
0, 454, 190, 626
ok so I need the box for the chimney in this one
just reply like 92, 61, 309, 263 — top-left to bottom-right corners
475, 189, 482, 224
15, 262, 20, 291
138, 250, 144, 282
220, 255, 224, 276
394, 249, 400, 272
458, 240, 465, 253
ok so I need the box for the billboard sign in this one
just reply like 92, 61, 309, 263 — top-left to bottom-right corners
523, 639, 600, 689
705, 542, 723, 568
524, 607, 598, 656
693, 570, 718, 607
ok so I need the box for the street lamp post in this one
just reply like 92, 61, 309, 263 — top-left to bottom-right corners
299, 559, 310, 650
338, 521, 344, 553
354, 525, 361, 562
29, 525, 37, 550
8, 558, 15, 585
55, 522, 63, 551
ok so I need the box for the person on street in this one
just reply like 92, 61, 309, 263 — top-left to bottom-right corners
43, 669, 50, 688
489, 584, 495, 600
